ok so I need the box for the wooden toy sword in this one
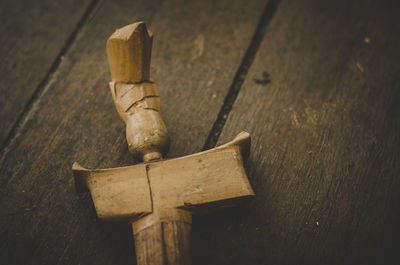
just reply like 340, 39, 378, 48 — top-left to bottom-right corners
72, 21, 255, 265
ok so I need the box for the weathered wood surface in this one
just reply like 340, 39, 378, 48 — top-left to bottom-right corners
203, 0, 400, 265
1, 0, 399, 264
134, 218, 192, 265
0, 0, 93, 148
0, 0, 267, 264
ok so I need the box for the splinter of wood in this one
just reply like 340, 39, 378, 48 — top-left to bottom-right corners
72, 21, 255, 265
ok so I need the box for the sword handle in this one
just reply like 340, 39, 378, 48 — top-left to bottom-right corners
106, 22, 169, 162
106, 22, 192, 265
132, 209, 192, 265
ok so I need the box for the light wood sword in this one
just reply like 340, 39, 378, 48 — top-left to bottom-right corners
72, 21, 255, 265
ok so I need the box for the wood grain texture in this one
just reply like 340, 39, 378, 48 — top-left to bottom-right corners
0, 0, 93, 147
74, 132, 253, 223
149, 0, 267, 158
134, 219, 192, 265
199, 0, 400, 264
107, 22, 153, 83
0, 0, 267, 264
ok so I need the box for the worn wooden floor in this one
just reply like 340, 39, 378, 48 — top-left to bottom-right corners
1, 0, 399, 264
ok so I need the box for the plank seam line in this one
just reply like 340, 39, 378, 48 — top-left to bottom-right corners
202, 0, 281, 150
0, 0, 99, 155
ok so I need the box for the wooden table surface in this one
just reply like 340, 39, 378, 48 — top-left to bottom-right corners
1, 0, 399, 264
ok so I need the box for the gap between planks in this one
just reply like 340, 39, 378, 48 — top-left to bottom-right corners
203, 0, 281, 150
0, 0, 99, 156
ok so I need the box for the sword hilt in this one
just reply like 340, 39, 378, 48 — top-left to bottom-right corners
106, 22, 190, 265
106, 22, 169, 162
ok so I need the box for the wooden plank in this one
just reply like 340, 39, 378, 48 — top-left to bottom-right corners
0, 0, 93, 148
0, 0, 267, 264
204, 0, 400, 264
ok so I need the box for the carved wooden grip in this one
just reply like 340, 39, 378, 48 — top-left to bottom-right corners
133, 209, 192, 265
106, 22, 169, 162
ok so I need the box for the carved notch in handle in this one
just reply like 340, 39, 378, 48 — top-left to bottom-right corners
106, 22, 169, 162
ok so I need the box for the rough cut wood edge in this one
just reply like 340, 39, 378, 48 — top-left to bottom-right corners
106, 22, 153, 83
